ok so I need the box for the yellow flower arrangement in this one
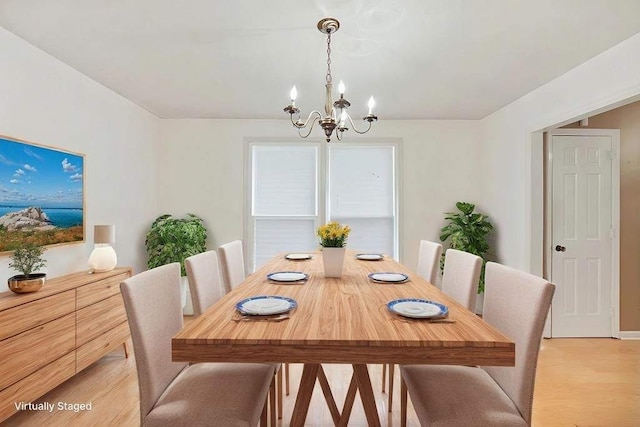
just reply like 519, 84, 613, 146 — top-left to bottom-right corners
317, 221, 351, 248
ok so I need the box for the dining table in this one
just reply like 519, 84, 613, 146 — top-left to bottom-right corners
172, 250, 515, 426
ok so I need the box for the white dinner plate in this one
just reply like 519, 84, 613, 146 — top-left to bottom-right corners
236, 296, 297, 315
387, 299, 448, 319
267, 271, 308, 282
356, 253, 384, 261
368, 272, 409, 283
285, 253, 313, 260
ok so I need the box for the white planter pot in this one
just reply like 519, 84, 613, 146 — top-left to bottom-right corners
322, 247, 346, 278
475, 292, 485, 315
180, 276, 194, 315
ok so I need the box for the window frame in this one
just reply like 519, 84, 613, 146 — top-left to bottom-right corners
244, 137, 402, 272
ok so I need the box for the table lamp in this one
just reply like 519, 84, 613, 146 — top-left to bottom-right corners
88, 225, 117, 272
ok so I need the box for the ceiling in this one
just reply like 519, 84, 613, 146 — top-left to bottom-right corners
1, 0, 640, 120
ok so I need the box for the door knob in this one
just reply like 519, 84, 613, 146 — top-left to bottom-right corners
555, 245, 566, 252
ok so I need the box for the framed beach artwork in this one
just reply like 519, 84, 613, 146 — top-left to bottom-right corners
0, 134, 85, 254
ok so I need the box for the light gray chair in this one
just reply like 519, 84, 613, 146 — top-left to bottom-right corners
121, 263, 275, 427
185, 250, 283, 422
441, 248, 482, 313
400, 262, 555, 426
416, 240, 443, 284
218, 240, 246, 294
184, 250, 225, 317
383, 240, 444, 411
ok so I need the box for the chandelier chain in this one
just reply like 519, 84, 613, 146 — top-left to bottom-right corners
326, 33, 332, 84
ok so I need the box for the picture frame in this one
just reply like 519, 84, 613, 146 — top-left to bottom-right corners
0, 134, 85, 254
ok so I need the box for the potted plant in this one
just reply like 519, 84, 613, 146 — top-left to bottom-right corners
7, 242, 47, 293
317, 221, 351, 277
439, 202, 493, 294
145, 214, 207, 310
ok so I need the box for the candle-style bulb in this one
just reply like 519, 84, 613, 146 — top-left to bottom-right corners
338, 80, 345, 96
368, 96, 375, 115
290, 86, 297, 101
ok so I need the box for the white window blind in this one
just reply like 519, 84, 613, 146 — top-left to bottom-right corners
252, 146, 317, 216
329, 146, 394, 217
329, 146, 395, 256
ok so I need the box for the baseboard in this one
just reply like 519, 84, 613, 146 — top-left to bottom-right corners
618, 331, 640, 340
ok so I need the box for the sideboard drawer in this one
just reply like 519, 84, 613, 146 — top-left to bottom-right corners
0, 313, 75, 391
76, 294, 127, 347
0, 290, 75, 341
76, 272, 129, 309
0, 352, 75, 421
76, 321, 130, 372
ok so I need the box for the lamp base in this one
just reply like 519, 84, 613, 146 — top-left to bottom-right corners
88, 246, 117, 273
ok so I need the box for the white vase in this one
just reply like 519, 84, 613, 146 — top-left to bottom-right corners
322, 247, 346, 278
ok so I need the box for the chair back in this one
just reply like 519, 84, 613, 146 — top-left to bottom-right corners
185, 250, 224, 316
120, 263, 187, 420
218, 240, 246, 293
415, 240, 443, 284
482, 262, 555, 424
441, 249, 482, 311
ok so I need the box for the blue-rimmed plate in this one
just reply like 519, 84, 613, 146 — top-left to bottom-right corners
387, 299, 448, 319
267, 271, 308, 282
356, 253, 384, 261
368, 272, 409, 283
236, 296, 297, 315
285, 253, 313, 260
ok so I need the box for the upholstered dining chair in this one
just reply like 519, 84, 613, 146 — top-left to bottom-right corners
185, 250, 283, 422
218, 240, 247, 294
218, 240, 291, 397
441, 248, 482, 312
400, 262, 555, 426
184, 250, 224, 317
382, 240, 444, 411
415, 240, 443, 284
120, 263, 275, 427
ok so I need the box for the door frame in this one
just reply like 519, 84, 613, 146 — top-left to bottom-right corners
545, 128, 620, 338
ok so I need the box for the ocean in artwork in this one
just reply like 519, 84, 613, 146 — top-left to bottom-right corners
0, 206, 83, 228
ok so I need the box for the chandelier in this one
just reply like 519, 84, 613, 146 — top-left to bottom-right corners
283, 18, 377, 143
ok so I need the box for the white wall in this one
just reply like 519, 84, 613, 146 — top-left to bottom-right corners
0, 27, 159, 289
157, 119, 483, 272
482, 32, 640, 272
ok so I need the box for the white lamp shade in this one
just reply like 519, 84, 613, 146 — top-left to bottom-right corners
88, 246, 117, 272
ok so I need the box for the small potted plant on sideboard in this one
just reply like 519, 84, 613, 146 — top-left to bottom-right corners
7, 242, 47, 293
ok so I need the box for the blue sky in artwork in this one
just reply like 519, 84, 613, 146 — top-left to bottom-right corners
0, 137, 83, 209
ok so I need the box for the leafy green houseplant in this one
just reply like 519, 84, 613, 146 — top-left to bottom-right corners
439, 202, 493, 293
7, 242, 47, 293
145, 214, 207, 276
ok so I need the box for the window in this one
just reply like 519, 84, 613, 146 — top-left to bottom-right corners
247, 141, 399, 271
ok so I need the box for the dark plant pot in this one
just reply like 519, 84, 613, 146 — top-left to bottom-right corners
7, 273, 46, 294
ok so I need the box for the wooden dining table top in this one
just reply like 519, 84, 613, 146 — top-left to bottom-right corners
172, 250, 515, 367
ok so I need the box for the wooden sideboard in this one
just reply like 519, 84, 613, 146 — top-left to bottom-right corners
0, 267, 132, 422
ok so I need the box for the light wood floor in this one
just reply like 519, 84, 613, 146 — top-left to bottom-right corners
3, 338, 639, 426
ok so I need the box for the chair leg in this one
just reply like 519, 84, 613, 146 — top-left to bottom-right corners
270, 375, 276, 426
381, 363, 387, 392
401, 377, 408, 427
285, 363, 290, 396
277, 368, 283, 419
388, 363, 395, 411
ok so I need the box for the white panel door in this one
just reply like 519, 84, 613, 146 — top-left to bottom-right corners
551, 134, 613, 337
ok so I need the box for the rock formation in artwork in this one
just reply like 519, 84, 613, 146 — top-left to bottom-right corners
0, 207, 56, 231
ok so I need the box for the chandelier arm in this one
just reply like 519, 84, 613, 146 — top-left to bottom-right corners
291, 110, 323, 129
345, 114, 373, 135
296, 113, 322, 138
